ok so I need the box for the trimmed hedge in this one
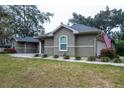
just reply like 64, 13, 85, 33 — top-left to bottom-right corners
87, 56, 96, 61
42, 54, 48, 58
63, 55, 70, 59
75, 56, 81, 60
34, 54, 40, 57
100, 48, 116, 59
101, 57, 110, 62
114, 58, 122, 63
4, 48, 16, 53
53, 55, 59, 58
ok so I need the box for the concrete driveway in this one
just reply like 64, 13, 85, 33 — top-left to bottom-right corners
10, 53, 40, 58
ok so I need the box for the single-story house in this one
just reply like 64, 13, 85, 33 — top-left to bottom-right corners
11, 36, 39, 53
38, 23, 111, 57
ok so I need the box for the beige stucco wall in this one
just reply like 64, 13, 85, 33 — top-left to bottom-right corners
44, 37, 54, 55
53, 27, 75, 56
43, 27, 99, 57
75, 34, 96, 57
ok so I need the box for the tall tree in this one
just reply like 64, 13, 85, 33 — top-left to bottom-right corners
9, 5, 53, 37
68, 6, 124, 40
0, 5, 53, 45
0, 6, 12, 45
68, 12, 94, 26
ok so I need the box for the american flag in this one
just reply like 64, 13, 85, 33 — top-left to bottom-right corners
102, 32, 111, 48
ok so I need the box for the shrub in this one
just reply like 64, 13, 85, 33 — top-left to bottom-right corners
53, 55, 59, 58
4, 48, 16, 53
0, 51, 6, 54
87, 56, 96, 61
101, 57, 110, 62
115, 40, 124, 56
115, 55, 120, 59
34, 54, 40, 57
75, 56, 81, 60
114, 58, 122, 63
42, 54, 48, 58
63, 55, 70, 59
100, 48, 116, 59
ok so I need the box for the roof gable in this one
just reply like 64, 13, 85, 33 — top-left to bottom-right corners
52, 24, 79, 34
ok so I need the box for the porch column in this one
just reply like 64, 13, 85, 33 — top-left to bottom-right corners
39, 41, 42, 54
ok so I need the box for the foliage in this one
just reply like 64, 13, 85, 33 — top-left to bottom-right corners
100, 57, 110, 62
115, 40, 124, 56
34, 54, 40, 57
0, 5, 53, 45
68, 12, 94, 27
87, 56, 96, 61
8, 5, 53, 37
115, 55, 120, 59
53, 55, 59, 58
100, 48, 116, 59
0, 6, 13, 45
63, 55, 70, 59
68, 6, 124, 40
114, 58, 122, 63
42, 54, 48, 58
4, 48, 16, 53
75, 56, 81, 60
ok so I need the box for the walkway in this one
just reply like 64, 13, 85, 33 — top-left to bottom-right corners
10, 54, 124, 67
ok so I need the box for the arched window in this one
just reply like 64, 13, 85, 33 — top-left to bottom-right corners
59, 35, 68, 51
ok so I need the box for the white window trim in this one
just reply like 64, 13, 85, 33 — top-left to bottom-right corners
59, 35, 68, 51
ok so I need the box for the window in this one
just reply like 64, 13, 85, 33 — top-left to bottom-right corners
59, 35, 68, 51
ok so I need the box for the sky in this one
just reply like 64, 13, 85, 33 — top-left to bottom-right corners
1, 0, 124, 33
38, 5, 124, 33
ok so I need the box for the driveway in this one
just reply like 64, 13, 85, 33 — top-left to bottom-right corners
10, 53, 41, 58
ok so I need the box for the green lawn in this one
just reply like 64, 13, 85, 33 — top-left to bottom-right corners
0, 54, 124, 88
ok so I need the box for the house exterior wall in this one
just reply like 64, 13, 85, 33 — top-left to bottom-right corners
75, 34, 96, 57
44, 37, 54, 55
53, 27, 75, 56
96, 41, 106, 56
43, 28, 99, 57
11, 39, 38, 53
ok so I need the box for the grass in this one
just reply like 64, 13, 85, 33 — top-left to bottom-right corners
0, 54, 124, 87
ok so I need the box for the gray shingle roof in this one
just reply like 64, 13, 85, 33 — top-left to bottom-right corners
41, 24, 102, 37
13, 36, 39, 43
70, 24, 101, 32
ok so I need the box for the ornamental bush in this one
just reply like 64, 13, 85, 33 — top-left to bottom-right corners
53, 55, 59, 58
115, 40, 124, 56
100, 48, 116, 59
42, 54, 48, 58
63, 55, 70, 59
75, 56, 81, 60
34, 54, 40, 57
87, 56, 96, 61
100, 57, 110, 62
4, 48, 17, 53
114, 58, 122, 63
